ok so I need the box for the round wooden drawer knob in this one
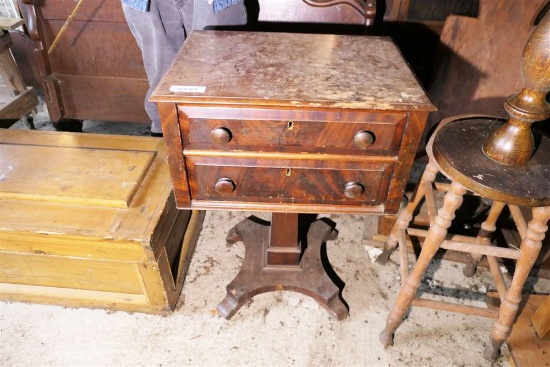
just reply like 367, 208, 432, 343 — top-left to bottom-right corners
214, 178, 236, 195
353, 131, 375, 149
210, 127, 232, 144
344, 181, 364, 198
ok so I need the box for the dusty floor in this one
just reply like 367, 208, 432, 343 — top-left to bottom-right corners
1, 101, 549, 366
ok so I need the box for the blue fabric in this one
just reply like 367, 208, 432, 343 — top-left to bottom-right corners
121, 0, 150, 12
212, 0, 240, 13
122, 0, 241, 13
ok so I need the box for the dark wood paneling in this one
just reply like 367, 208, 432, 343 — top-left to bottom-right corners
44, 21, 146, 78
57, 75, 148, 122
408, 0, 479, 21
258, 0, 369, 24
18, 0, 148, 125
8, 32, 40, 89
37, 0, 127, 23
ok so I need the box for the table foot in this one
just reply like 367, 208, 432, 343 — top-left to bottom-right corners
217, 217, 347, 320
483, 343, 500, 362
376, 248, 394, 265
462, 262, 478, 277
379, 329, 394, 348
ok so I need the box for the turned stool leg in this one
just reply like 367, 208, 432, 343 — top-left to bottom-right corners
463, 201, 506, 277
380, 181, 467, 346
483, 206, 550, 361
377, 162, 439, 265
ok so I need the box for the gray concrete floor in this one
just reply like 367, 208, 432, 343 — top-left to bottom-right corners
2, 100, 549, 366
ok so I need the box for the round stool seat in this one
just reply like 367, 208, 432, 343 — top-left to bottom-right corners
432, 117, 550, 207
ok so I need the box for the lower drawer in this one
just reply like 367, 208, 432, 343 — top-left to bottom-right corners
186, 156, 393, 207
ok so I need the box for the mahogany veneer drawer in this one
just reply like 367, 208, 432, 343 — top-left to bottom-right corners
186, 155, 393, 206
179, 107, 407, 154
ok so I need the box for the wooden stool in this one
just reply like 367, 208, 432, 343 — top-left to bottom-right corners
0, 18, 38, 128
378, 13, 550, 361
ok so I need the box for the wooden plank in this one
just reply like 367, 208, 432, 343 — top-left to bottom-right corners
0, 199, 127, 237
0, 87, 38, 119
0, 282, 147, 306
174, 210, 204, 295
154, 196, 189, 260
407, 227, 521, 260
0, 32, 13, 53
0, 232, 147, 262
112, 153, 173, 241
0, 129, 162, 151
156, 247, 177, 306
0, 144, 154, 208
487, 292, 550, 367
0, 252, 144, 294
531, 296, 550, 340
366, 233, 489, 267
413, 297, 498, 318
0, 45, 26, 92
137, 262, 169, 309
0, 18, 24, 31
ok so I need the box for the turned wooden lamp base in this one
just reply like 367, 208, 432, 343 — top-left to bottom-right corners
217, 213, 348, 320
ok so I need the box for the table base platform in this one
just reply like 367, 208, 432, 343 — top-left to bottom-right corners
217, 216, 348, 320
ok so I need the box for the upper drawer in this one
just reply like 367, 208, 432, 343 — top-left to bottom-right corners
179, 107, 407, 155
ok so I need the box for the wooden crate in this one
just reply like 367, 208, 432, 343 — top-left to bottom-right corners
0, 130, 204, 313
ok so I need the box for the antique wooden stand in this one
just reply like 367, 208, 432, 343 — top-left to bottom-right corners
378, 13, 550, 361
151, 31, 434, 320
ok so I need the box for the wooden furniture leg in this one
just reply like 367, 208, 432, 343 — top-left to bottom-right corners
0, 29, 39, 126
531, 295, 550, 339
377, 162, 439, 265
463, 200, 506, 277
217, 213, 347, 320
484, 206, 550, 360
380, 181, 467, 346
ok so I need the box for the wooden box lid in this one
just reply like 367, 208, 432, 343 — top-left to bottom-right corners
0, 130, 172, 246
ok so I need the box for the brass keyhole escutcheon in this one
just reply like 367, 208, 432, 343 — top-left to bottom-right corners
344, 181, 364, 198
286, 168, 292, 176
287, 121, 294, 130
210, 127, 232, 144
214, 178, 236, 195
353, 130, 375, 149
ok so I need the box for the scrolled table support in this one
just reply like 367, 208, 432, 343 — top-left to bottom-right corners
216, 213, 348, 320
